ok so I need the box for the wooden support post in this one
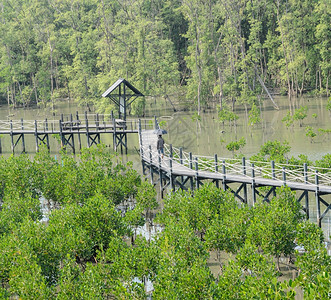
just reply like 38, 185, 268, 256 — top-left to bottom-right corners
195, 157, 199, 189
149, 145, 153, 184
70, 114, 75, 154
45, 118, 50, 150
282, 167, 286, 186
138, 119, 143, 157
169, 144, 174, 191
242, 157, 247, 203
76, 111, 81, 151
271, 160, 276, 197
189, 152, 193, 190
0, 136, 2, 154
85, 111, 90, 148
21, 118, 25, 153
222, 160, 226, 190
251, 163, 256, 205
113, 118, 116, 151
35, 120, 40, 152
158, 154, 163, 198
315, 171, 321, 227
10, 120, 14, 154
96, 113, 100, 144
59, 119, 64, 149
304, 163, 309, 219
214, 154, 219, 188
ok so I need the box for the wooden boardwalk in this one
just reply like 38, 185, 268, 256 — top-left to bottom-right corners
139, 129, 331, 227
0, 113, 154, 154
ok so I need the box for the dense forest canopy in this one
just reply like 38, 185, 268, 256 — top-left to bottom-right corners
0, 0, 330, 113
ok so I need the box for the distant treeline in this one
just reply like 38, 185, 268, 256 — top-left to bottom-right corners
0, 0, 329, 113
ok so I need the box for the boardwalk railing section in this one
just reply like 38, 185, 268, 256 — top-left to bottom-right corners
139, 125, 331, 227
0, 114, 155, 154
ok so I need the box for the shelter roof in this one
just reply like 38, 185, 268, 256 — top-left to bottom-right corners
102, 78, 144, 97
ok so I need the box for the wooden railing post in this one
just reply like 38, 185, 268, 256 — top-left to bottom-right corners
170, 144, 174, 191
303, 163, 309, 219
214, 154, 219, 188
21, 118, 25, 153
195, 157, 199, 189
222, 160, 226, 190
315, 171, 321, 227
251, 163, 256, 205
242, 157, 247, 203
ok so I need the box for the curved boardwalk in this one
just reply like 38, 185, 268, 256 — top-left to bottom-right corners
139, 128, 331, 227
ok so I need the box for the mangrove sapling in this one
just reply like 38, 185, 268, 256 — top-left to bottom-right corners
252, 187, 303, 272
305, 126, 317, 143
294, 221, 331, 298
226, 137, 246, 157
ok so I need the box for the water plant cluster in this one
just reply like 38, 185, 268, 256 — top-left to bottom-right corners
0, 145, 330, 298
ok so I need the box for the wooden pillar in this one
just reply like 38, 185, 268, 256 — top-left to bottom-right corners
158, 154, 164, 198
251, 163, 256, 205
271, 161, 276, 197
222, 160, 226, 190
195, 157, 199, 189
70, 114, 75, 154
304, 163, 309, 219
170, 144, 174, 191
214, 154, 219, 188
315, 171, 321, 227
189, 152, 193, 190
21, 118, 25, 153
76, 111, 81, 151
242, 157, 247, 203
45, 118, 50, 150
96, 113, 100, 144
85, 111, 90, 148
59, 119, 64, 149
179, 147, 184, 183
149, 145, 153, 184
113, 118, 116, 151
0, 136, 2, 154
35, 120, 39, 152
282, 167, 286, 186
10, 120, 14, 154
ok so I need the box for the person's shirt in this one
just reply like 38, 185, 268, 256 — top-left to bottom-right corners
157, 137, 164, 149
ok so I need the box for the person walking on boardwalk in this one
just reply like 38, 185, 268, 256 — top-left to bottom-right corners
157, 135, 165, 158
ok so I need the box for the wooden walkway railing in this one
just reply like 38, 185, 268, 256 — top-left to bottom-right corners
138, 128, 331, 227
0, 113, 155, 154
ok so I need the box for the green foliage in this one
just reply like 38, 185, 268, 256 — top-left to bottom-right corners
218, 106, 239, 124
314, 153, 331, 173
246, 187, 303, 269
250, 140, 291, 163
327, 97, 331, 111
282, 111, 294, 128
293, 106, 308, 126
0, 148, 329, 297
248, 103, 262, 126
305, 126, 317, 142
295, 222, 331, 297
226, 137, 246, 156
